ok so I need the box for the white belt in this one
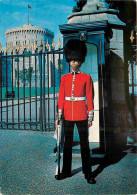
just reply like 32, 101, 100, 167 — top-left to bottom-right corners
65, 96, 86, 101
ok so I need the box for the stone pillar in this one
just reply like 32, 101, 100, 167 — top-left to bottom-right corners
110, 29, 124, 60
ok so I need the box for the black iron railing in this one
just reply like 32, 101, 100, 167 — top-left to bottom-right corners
0, 48, 63, 131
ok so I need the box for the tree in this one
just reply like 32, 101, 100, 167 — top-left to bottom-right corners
15, 67, 34, 86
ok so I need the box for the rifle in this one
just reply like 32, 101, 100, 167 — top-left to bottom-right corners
55, 120, 62, 179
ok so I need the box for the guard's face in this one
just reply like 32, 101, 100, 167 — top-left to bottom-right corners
70, 60, 81, 71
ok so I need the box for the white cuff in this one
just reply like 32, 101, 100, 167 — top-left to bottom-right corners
57, 109, 62, 120
88, 111, 94, 122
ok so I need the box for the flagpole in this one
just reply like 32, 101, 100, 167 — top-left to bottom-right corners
28, 6, 29, 25
28, 5, 32, 25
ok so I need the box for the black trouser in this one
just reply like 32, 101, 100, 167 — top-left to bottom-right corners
62, 120, 92, 175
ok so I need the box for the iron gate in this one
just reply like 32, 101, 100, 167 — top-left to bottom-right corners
0, 40, 64, 131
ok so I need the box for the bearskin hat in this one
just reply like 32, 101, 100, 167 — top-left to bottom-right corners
64, 39, 87, 63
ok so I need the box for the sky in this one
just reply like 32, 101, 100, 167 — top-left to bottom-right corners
0, 0, 76, 49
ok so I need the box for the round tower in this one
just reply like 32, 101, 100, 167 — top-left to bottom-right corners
5, 24, 54, 87
5, 24, 54, 54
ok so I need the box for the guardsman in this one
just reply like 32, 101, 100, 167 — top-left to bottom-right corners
55, 39, 96, 184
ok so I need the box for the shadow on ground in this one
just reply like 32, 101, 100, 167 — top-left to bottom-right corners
70, 147, 133, 178
91, 151, 127, 178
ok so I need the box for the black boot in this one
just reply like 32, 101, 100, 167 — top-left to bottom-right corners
84, 173, 96, 184
53, 145, 57, 153
55, 172, 71, 180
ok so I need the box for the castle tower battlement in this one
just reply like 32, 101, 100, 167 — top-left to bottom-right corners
5, 24, 54, 54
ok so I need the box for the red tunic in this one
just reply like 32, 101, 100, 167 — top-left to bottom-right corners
58, 72, 94, 121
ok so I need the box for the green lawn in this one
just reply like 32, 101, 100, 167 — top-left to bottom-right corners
1, 87, 59, 99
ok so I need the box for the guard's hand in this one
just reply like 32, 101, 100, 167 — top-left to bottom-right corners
88, 121, 92, 128
55, 119, 58, 129
55, 119, 61, 129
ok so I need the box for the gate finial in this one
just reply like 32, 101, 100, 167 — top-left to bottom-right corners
16, 42, 20, 53
28, 40, 31, 52
22, 41, 26, 52
58, 37, 61, 49
34, 40, 38, 51
130, 30, 134, 43
46, 39, 50, 51
52, 38, 55, 49
5, 43, 8, 54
